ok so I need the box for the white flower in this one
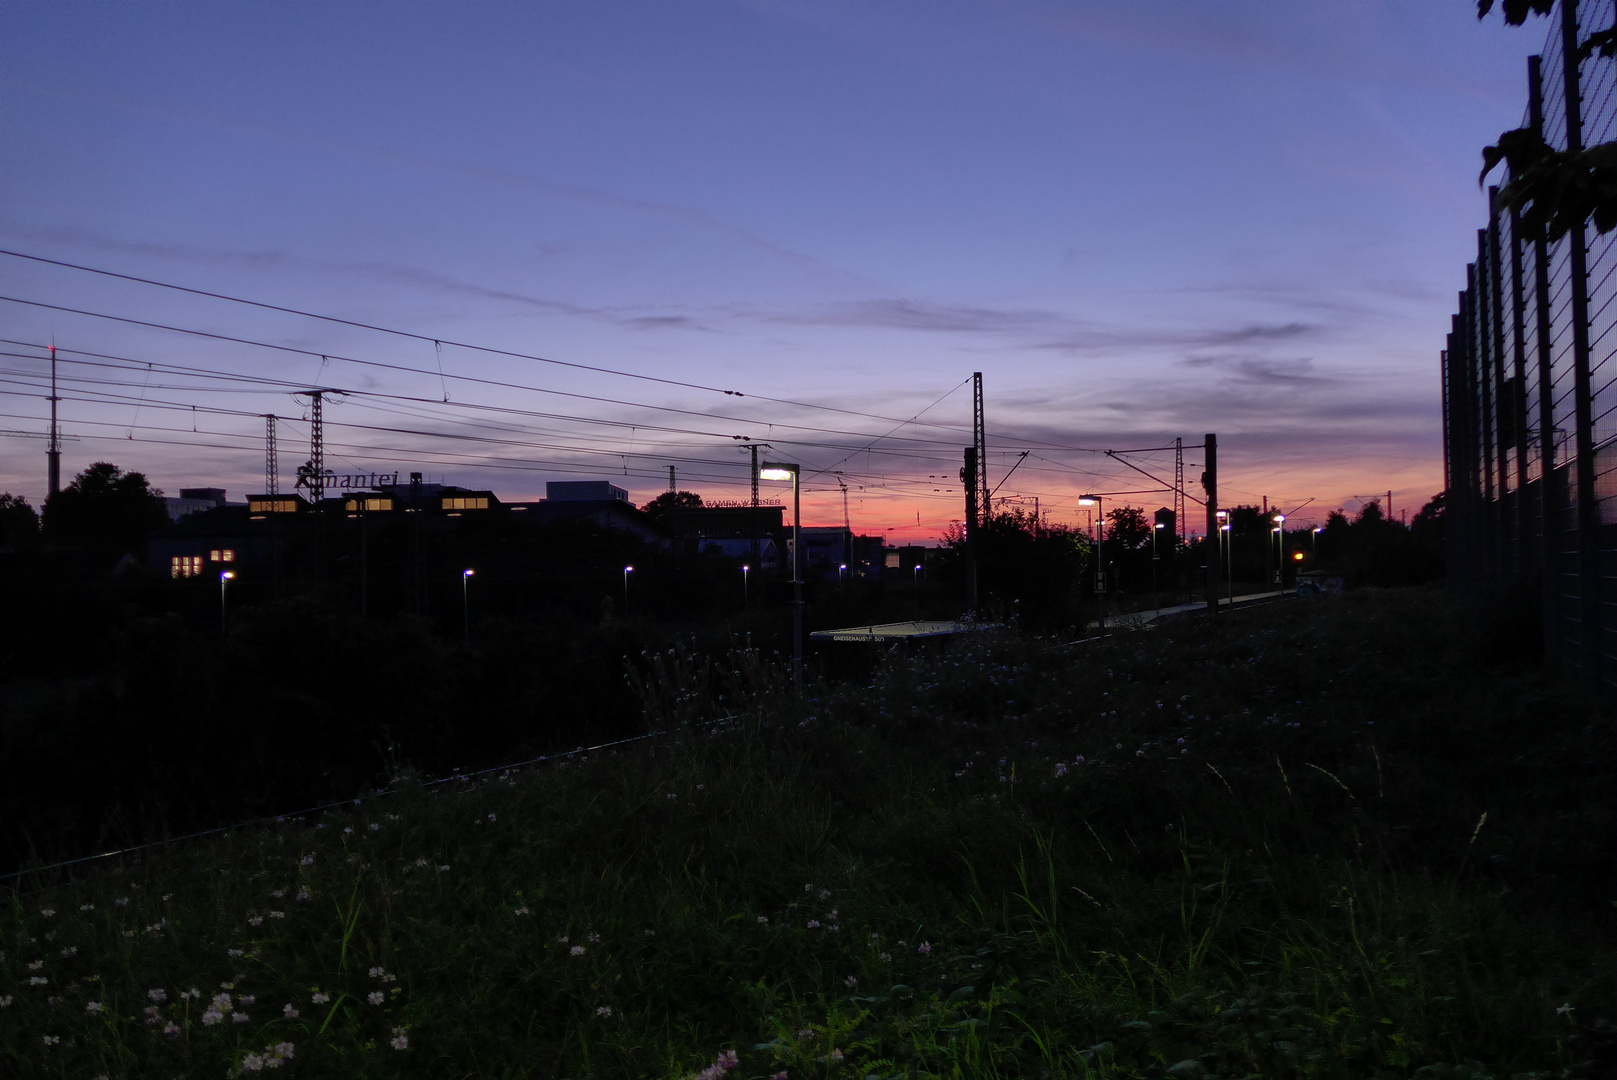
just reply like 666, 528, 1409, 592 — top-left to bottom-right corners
880, 952, 892, 962
391, 1029, 409, 1050
40, 908, 55, 918
202, 1010, 224, 1025
843, 976, 857, 988
487, 813, 497, 822
27, 960, 43, 971
367, 991, 384, 1005
115, 898, 130, 907
514, 906, 530, 916
163, 1021, 180, 1035
806, 920, 820, 929
181, 988, 201, 1000
596, 1005, 612, 1017
917, 942, 932, 955
238, 995, 256, 1005
587, 933, 600, 943
268, 911, 285, 919
311, 991, 330, 1004
369, 966, 386, 978
241, 1052, 265, 1071
368, 823, 380, 831
86, 1000, 103, 1013
342, 827, 353, 836
299, 854, 315, 867
28, 976, 47, 986
1558, 1003, 1576, 1016
228, 949, 244, 958
756, 916, 768, 924
232, 1011, 250, 1023
0, 995, 11, 1008
570, 945, 585, 956
248, 916, 263, 927
415, 858, 428, 868
296, 887, 312, 902
79, 904, 94, 911
283, 1003, 299, 1019
41, 1034, 59, 1046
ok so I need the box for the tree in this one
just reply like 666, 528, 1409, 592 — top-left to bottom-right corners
640, 490, 703, 522
43, 462, 169, 550
1478, 0, 1617, 240
0, 493, 39, 551
1104, 506, 1151, 552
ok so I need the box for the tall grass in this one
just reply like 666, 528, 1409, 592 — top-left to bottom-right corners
1, 589, 1612, 1078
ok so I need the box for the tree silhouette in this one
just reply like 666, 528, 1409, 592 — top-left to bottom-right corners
641, 490, 703, 522
43, 462, 169, 551
0, 493, 39, 551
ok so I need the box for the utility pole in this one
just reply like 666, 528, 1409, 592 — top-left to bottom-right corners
1203, 434, 1219, 616
264, 415, 279, 494
46, 343, 61, 497
838, 476, 852, 569
971, 373, 987, 531
669, 465, 676, 492
1174, 436, 1186, 599
962, 446, 979, 612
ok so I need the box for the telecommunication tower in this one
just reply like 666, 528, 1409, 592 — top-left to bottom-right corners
264, 415, 279, 495
971, 372, 987, 527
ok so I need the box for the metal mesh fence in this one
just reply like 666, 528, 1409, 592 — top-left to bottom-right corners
1444, 0, 1617, 692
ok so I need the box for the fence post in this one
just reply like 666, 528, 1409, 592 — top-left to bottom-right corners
1488, 189, 1513, 576
1528, 53, 1561, 661
1509, 200, 1532, 582
1560, 0, 1601, 689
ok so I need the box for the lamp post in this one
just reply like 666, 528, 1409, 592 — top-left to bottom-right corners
759, 462, 802, 688
1312, 526, 1322, 559
1152, 521, 1165, 592
1078, 495, 1105, 630
623, 565, 633, 616
1216, 510, 1232, 608
913, 563, 922, 589
741, 563, 750, 609
219, 571, 235, 634
462, 568, 474, 645
839, 562, 847, 584
1271, 514, 1285, 587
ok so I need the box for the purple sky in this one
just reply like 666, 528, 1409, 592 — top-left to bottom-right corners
0, 2, 1542, 540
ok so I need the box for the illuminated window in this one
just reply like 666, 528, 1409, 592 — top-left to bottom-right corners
248, 498, 299, 514
441, 496, 490, 511
171, 555, 203, 579
208, 549, 236, 563
345, 497, 394, 512
884, 552, 900, 569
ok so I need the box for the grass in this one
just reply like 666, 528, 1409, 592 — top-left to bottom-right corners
2, 587, 1613, 1078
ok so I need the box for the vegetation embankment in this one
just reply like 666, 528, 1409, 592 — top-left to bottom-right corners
2, 588, 1612, 1078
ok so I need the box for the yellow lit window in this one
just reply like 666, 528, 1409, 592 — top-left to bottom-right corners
208, 549, 236, 563
171, 555, 203, 579
249, 498, 298, 514
441, 496, 490, 510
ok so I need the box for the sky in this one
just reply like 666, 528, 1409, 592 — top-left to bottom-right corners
0, 1, 1552, 540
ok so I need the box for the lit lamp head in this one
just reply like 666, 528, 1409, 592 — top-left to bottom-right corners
624, 565, 633, 574
1154, 522, 1165, 530
1273, 514, 1285, 524
463, 568, 474, 578
220, 571, 235, 582
758, 462, 798, 481
1077, 495, 1099, 507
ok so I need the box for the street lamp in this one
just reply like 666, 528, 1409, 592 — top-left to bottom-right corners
759, 462, 802, 688
1271, 514, 1285, 587
1152, 521, 1165, 592
219, 570, 235, 633
741, 563, 750, 609
623, 565, 633, 616
838, 562, 847, 584
1312, 526, 1322, 559
1078, 495, 1105, 630
462, 568, 474, 645
1216, 510, 1232, 607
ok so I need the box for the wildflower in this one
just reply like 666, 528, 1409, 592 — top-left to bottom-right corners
844, 976, 857, 988
772, 1073, 789, 1080
369, 967, 386, 978
391, 1026, 409, 1050
242, 1053, 265, 1071
828, 1048, 845, 1063
438, 865, 450, 872
1054, 762, 1068, 778
229, 949, 244, 958
514, 906, 530, 916
870, 932, 879, 941
163, 1021, 180, 1035
283, 1003, 299, 1019
587, 933, 601, 943
1075, 755, 1085, 764
757, 916, 768, 924
40, 908, 55, 918
296, 887, 312, 902
896, 940, 906, 947
311, 991, 331, 1004
1558, 1003, 1576, 1016
0, 995, 10, 1008
369, 823, 380, 831
28, 976, 47, 986
557, 935, 569, 944
80, 903, 94, 911
148, 988, 168, 1002
796, 1028, 814, 1038
86, 1000, 103, 1013
817, 889, 831, 900
202, 1010, 224, 1025
1136, 750, 1145, 757
570, 945, 585, 956
806, 920, 820, 929
233, 1012, 250, 1023
115, 897, 130, 907
27, 960, 43, 970
368, 991, 384, 1005
239, 995, 256, 1005
487, 813, 497, 822
596, 1005, 612, 1017
271, 890, 284, 898
917, 942, 932, 955
42, 1034, 59, 1046
248, 916, 264, 927
880, 952, 892, 962
181, 988, 201, 1000
214, 991, 234, 1005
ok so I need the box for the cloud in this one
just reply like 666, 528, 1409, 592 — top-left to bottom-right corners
760, 297, 1069, 334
